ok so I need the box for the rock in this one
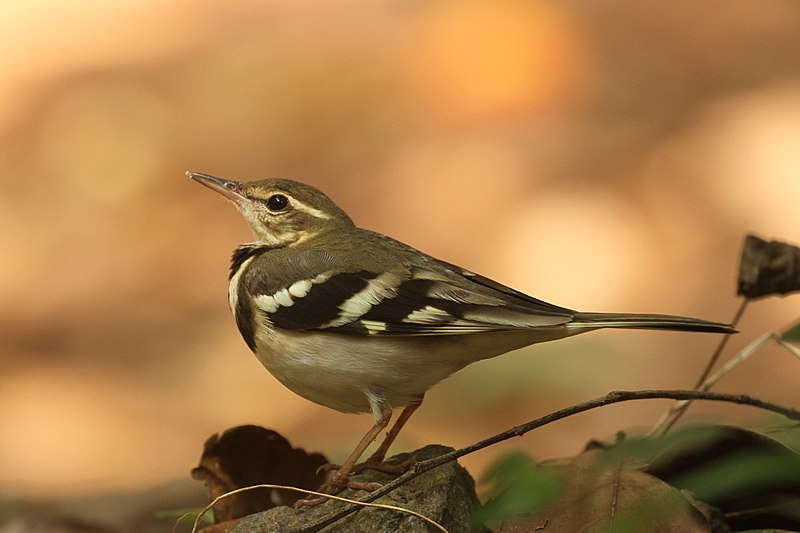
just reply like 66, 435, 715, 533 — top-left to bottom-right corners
228, 444, 482, 533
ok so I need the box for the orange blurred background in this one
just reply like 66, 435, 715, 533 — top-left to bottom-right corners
2, 0, 799, 509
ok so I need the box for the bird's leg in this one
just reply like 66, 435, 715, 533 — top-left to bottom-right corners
296, 393, 392, 508
366, 393, 424, 464
318, 394, 425, 476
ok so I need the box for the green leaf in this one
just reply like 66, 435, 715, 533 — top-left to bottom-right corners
671, 448, 800, 502
472, 451, 562, 525
595, 425, 728, 468
781, 321, 800, 342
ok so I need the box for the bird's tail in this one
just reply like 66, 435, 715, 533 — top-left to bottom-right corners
570, 312, 735, 334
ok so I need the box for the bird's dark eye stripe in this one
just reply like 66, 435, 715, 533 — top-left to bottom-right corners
267, 194, 289, 212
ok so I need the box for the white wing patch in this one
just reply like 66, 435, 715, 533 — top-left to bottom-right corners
272, 288, 294, 307
248, 263, 575, 337
312, 272, 333, 284
253, 271, 337, 316
361, 319, 388, 334
322, 271, 404, 328
254, 293, 281, 313
288, 279, 313, 298
403, 305, 452, 324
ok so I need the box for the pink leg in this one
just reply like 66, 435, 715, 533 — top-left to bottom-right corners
368, 393, 424, 463
296, 393, 393, 508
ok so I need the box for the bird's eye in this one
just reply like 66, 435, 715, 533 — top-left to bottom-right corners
266, 194, 289, 212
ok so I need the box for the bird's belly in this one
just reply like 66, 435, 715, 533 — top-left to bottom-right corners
252, 327, 573, 414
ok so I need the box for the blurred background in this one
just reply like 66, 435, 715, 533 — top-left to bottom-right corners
1, 0, 799, 526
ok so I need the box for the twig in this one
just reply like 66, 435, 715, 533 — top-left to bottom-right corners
776, 335, 800, 359
654, 299, 748, 434
694, 299, 750, 389
649, 329, 773, 438
298, 389, 799, 533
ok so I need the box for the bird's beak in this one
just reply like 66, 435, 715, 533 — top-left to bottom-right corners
187, 171, 247, 203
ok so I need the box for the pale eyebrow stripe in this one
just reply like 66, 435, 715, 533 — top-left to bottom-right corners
249, 187, 333, 220
289, 197, 332, 219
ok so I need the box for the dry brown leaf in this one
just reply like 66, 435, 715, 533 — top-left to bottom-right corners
738, 234, 800, 299
191, 425, 328, 522
500, 450, 710, 533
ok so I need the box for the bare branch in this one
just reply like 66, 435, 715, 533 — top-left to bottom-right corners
297, 389, 799, 533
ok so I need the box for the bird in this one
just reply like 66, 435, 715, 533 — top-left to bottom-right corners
188, 171, 734, 505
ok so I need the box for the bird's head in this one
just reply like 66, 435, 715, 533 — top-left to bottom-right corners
189, 172, 354, 247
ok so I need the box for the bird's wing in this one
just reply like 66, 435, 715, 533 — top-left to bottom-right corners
251, 262, 575, 336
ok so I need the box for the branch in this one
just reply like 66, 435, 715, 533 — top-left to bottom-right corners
297, 389, 800, 533
653, 299, 749, 434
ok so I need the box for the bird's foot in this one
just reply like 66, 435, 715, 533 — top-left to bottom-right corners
296, 456, 417, 508
316, 456, 415, 476
293, 475, 382, 509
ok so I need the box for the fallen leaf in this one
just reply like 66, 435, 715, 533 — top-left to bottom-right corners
191, 425, 328, 522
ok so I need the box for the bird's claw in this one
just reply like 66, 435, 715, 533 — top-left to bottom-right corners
315, 457, 415, 476
294, 477, 383, 509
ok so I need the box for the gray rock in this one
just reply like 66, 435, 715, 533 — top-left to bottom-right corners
229, 444, 482, 533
